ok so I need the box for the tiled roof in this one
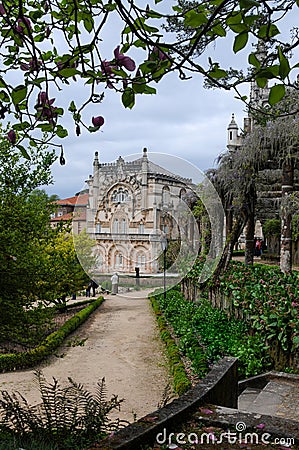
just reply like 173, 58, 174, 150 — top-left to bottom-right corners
56, 193, 89, 206
50, 210, 86, 222
50, 212, 73, 222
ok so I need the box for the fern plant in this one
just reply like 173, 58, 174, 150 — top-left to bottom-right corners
0, 370, 128, 449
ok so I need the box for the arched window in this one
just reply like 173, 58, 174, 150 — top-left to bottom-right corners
96, 253, 103, 269
113, 218, 119, 234
179, 188, 186, 199
138, 223, 144, 234
111, 187, 129, 203
137, 253, 146, 269
162, 186, 170, 205
115, 252, 123, 268
121, 218, 127, 233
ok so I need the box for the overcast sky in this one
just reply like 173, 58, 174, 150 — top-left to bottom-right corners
42, 3, 299, 199
44, 67, 247, 199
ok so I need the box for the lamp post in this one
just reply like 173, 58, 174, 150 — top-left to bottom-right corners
161, 235, 168, 301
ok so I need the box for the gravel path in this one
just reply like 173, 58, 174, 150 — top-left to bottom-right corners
0, 289, 171, 423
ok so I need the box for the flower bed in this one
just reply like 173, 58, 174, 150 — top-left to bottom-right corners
0, 297, 104, 372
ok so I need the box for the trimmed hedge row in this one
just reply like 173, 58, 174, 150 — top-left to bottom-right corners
0, 297, 105, 373
150, 295, 191, 396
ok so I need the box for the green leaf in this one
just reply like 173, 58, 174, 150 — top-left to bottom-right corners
226, 12, 242, 26
68, 101, 77, 113
122, 88, 135, 109
239, 0, 259, 7
228, 22, 248, 33
11, 85, 27, 105
17, 144, 30, 160
84, 17, 94, 33
0, 90, 10, 102
233, 32, 248, 53
58, 68, 79, 78
255, 77, 268, 88
37, 123, 55, 132
212, 24, 226, 37
88, 126, 100, 132
278, 47, 290, 79
258, 24, 280, 39
133, 39, 147, 49
184, 10, 208, 28
296, 0, 299, 6
248, 53, 260, 68
143, 85, 156, 95
209, 68, 227, 79
28, 77, 47, 87
103, 3, 116, 11
146, 9, 163, 18
56, 126, 68, 138
132, 78, 146, 94
13, 121, 30, 131
268, 84, 285, 105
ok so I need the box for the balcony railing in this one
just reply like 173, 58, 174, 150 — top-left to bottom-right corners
94, 232, 162, 242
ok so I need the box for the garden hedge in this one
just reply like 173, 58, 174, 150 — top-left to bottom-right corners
0, 297, 104, 372
150, 295, 191, 396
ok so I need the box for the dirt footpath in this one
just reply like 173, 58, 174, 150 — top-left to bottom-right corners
0, 289, 171, 423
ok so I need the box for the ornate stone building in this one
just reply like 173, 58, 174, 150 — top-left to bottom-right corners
85, 148, 196, 274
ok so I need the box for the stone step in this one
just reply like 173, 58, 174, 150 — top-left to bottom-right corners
238, 379, 299, 421
238, 387, 262, 411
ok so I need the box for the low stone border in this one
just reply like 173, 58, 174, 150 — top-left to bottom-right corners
92, 361, 299, 449
93, 357, 238, 449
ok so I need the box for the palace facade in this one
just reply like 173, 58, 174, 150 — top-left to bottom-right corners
84, 148, 196, 274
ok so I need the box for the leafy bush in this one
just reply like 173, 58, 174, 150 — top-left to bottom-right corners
154, 288, 271, 379
0, 371, 126, 450
217, 262, 299, 354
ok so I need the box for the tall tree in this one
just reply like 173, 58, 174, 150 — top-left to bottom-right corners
0, 136, 56, 335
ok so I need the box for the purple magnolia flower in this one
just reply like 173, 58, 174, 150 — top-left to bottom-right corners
20, 58, 41, 72
7, 130, 16, 145
92, 116, 104, 128
150, 46, 168, 61
101, 60, 114, 76
20, 62, 30, 71
16, 17, 32, 34
35, 91, 58, 124
0, 3, 6, 15
37, 91, 55, 108
114, 46, 136, 71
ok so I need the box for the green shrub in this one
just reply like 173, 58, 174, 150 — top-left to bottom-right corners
0, 297, 104, 372
154, 288, 272, 379
217, 261, 299, 354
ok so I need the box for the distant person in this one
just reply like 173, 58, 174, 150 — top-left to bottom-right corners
86, 281, 92, 297
91, 279, 99, 296
255, 238, 262, 257
111, 273, 119, 295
